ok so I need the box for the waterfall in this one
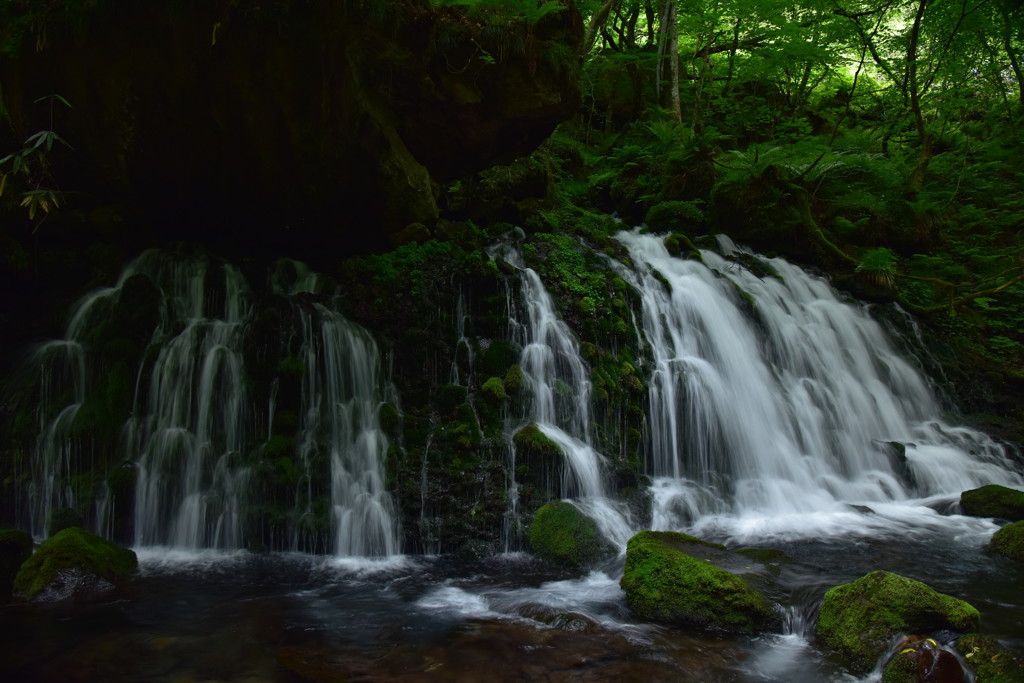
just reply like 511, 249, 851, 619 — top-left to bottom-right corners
494, 239, 634, 548
296, 305, 399, 558
615, 230, 1024, 540
25, 250, 399, 556
130, 255, 252, 549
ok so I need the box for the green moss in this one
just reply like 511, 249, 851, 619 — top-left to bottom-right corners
960, 485, 1024, 521
504, 364, 524, 396
881, 649, 918, 683
957, 633, 1024, 682
480, 376, 507, 403
512, 423, 562, 459
815, 571, 980, 674
529, 501, 613, 568
13, 527, 137, 600
990, 520, 1024, 562
619, 530, 773, 633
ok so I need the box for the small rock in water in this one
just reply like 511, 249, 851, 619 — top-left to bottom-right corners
884, 636, 966, 683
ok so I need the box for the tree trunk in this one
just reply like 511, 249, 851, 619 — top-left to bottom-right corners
668, 3, 681, 122
906, 0, 931, 195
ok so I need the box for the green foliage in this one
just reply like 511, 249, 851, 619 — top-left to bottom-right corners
0, 94, 72, 227
644, 200, 704, 234
856, 247, 898, 289
431, 0, 564, 25
815, 571, 980, 674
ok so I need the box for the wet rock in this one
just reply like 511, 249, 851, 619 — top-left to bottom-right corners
989, 520, 1024, 562
882, 636, 966, 683
815, 571, 980, 675
960, 484, 1024, 522
528, 500, 614, 569
619, 530, 776, 633
13, 527, 137, 602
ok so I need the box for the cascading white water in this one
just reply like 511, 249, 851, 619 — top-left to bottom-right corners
296, 304, 400, 557
26, 250, 399, 555
615, 229, 1024, 540
131, 255, 253, 548
493, 240, 633, 548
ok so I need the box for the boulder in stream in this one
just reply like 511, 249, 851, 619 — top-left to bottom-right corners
989, 520, 1024, 562
959, 484, 1024, 521
529, 501, 614, 569
13, 527, 138, 602
815, 570, 980, 675
619, 530, 776, 633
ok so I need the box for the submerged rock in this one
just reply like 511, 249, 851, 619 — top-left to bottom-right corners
13, 527, 138, 602
528, 501, 614, 569
815, 570, 980, 675
959, 484, 1024, 521
989, 520, 1024, 562
619, 531, 775, 633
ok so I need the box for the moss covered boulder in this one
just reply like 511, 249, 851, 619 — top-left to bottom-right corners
815, 571, 980, 674
956, 633, 1024, 682
989, 520, 1024, 562
0, 529, 33, 595
619, 531, 775, 633
13, 527, 138, 602
529, 501, 614, 568
960, 485, 1024, 521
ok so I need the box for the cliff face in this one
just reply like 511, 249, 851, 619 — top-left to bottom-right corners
0, 1, 582, 258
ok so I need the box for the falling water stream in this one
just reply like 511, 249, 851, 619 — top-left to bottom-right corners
7, 236, 1024, 682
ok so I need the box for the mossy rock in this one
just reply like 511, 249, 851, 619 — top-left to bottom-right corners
0, 529, 33, 594
815, 571, 981, 674
512, 423, 562, 459
479, 376, 507, 405
619, 530, 775, 633
504, 364, 525, 397
989, 520, 1024, 562
957, 633, 1024, 682
529, 500, 614, 568
13, 527, 138, 602
960, 485, 1024, 521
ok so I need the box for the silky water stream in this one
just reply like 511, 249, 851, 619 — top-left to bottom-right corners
3, 236, 1023, 682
